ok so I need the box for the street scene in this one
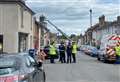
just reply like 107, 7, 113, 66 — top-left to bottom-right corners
0, 0, 120, 82
44, 51, 120, 82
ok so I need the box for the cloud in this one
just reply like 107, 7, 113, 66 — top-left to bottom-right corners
26, 0, 120, 35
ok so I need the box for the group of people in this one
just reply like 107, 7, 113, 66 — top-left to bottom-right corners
49, 41, 78, 64
28, 41, 78, 64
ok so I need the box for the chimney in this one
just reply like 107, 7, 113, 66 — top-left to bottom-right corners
39, 15, 47, 27
117, 16, 120, 22
99, 15, 105, 26
39, 15, 46, 22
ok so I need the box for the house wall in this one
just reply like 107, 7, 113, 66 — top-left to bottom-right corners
0, 3, 34, 53
0, 3, 18, 53
18, 5, 33, 49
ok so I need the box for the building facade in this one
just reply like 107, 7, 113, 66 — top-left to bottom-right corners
0, 0, 35, 53
92, 15, 120, 46
81, 15, 120, 47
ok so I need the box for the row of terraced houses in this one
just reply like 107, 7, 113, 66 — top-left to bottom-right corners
0, 0, 50, 53
79, 15, 120, 47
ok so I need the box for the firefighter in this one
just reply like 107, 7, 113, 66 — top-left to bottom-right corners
115, 43, 120, 63
59, 41, 66, 63
49, 42, 57, 63
71, 41, 77, 63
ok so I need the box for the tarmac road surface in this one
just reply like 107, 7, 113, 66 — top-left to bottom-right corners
44, 51, 120, 82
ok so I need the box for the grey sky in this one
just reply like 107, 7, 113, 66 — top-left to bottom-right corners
26, 0, 120, 35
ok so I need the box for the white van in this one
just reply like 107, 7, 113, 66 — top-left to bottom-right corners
97, 34, 119, 62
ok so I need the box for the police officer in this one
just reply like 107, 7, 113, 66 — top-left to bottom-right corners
66, 42, 72, 63
71, 41, 77, 63
115, 43, 120, 63
59, 42, 66, 63
49, 42, 57, 63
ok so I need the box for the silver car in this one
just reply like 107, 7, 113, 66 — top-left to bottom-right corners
0, 53, 46, 82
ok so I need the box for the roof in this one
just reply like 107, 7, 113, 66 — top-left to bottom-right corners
0, 0, 35, 15
97, 22, 112, 30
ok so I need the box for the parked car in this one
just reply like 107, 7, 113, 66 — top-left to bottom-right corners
80, 45, 88, 51
84, 46, 91, 55
0, 53, 46, 82
89, 46, 98, 57
80, 45, 98, 57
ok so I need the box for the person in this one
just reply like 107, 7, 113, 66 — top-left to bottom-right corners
59, 42, 66, 63
71, 41, 78, 63
66, 42, 72, 63
49, 42, 57, 63
28, 49, 37, 59
115, 43, 120, 63
44, 44, 50, 59
36, 49, 46, 67
37, 49, 47, 61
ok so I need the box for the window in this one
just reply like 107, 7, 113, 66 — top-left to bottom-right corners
21, 7, 24, 28
18, 33, 28, 52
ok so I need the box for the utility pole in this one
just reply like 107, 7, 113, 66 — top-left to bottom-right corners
89, 9, 92, 27
89, 9, 92, 46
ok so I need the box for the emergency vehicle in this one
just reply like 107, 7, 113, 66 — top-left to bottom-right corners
97, 34, 120, 62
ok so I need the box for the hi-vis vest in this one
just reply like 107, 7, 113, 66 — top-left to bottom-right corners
115, 46, 120, 56
49, 45, 56, 55
72, 44, 77, 54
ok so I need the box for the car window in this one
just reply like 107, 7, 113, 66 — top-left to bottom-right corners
0, 67, 16, 75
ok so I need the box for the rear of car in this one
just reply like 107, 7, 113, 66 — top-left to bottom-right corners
0, 53, 46, 82
0, 56, 27, 82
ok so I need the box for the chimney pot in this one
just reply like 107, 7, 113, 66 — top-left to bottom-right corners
117, 16, 120, 22
99, 15, 105, 26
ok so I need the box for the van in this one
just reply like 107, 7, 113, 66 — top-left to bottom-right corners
97, 34, 119, 62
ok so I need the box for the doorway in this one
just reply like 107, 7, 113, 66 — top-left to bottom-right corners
0, 35, 3, 53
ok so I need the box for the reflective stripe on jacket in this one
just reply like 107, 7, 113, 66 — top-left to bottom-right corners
49, 45, 56, 55
72, 44, 77, 54
115, 46, 120, 56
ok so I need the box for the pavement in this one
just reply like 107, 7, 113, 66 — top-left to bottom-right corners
43, 51, 120, 82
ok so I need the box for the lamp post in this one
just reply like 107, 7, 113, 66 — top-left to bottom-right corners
89, 9, 92, 45
89, 9, 92, 28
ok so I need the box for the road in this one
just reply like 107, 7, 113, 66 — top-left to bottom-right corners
44, 51, 120, 82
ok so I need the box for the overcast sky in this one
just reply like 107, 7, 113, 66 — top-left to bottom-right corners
26, 0, 120, 35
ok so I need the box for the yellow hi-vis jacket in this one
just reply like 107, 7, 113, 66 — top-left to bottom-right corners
115, 46, 120, 56
49, 45, 56, 55
72, 44, 77, 54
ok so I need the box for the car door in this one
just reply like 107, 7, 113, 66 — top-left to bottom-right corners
26, 55, 45, 82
